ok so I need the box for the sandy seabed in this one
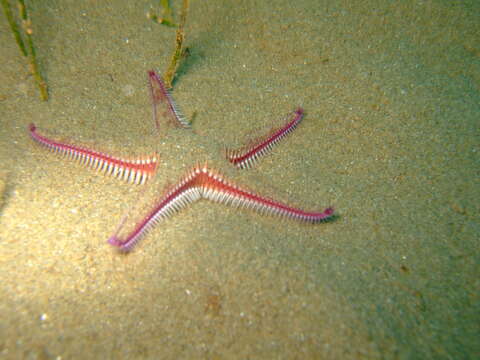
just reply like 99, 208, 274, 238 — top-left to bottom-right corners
0, 1, 478, 359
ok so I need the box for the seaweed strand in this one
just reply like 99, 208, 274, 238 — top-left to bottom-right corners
163, 0, 189, 89
1, 0, 48, 100
0, 0, 27, 55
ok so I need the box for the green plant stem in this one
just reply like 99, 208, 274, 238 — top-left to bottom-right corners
164, 0, 189, 89
17, 0, 48, 100
1, 0, 27, 56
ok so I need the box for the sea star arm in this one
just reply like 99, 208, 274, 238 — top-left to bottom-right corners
225, 108, 304, 169
108, 165, 334, 251
148, 70, 190, 131
148, 69, 304, 170
28, 123, 158, 184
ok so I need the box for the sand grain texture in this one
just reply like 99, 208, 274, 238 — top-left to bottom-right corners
0, 0, 478, 359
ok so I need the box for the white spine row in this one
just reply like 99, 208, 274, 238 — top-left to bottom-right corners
149, 70, 190, 128
165, 89, 190, 128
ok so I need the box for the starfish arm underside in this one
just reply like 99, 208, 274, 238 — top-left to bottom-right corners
29, 123, 158, 184
108, 165, 334, 251
225, 107, 304, 169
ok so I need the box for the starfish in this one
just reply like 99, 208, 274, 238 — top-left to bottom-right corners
29, 71, 334, 251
